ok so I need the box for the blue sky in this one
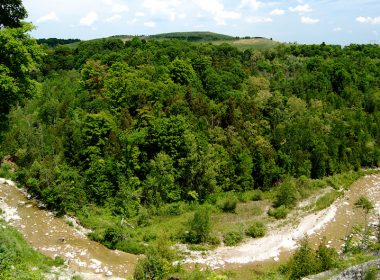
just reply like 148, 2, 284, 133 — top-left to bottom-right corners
24, 0, 380, 45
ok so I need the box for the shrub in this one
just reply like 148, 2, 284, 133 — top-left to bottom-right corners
223, 230, 244, 246
315, 191, 340, 211
268, 205, 289, 219
274, 178, 299, 208
133, 248, 166, 280
246, 221, 266, 238
218, 195, 238, 213
284, 237, 339, 280
316, 239, 339, 271
185, 207, 211, 244
286, 238, 319, 279
251, 190, 263, 201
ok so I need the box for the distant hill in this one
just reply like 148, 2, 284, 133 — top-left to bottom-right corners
64, 31, 280, 51
37, 38, 81, 48
149, 31, 235, 42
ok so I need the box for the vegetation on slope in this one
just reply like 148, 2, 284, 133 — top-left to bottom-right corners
1, 2, 380, 278
0, 220, 63, 279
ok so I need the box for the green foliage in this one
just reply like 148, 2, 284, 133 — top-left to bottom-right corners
0, 0, 27, 28
223, 229, 244, 246
0, 221, 60, 279
268, 206, 289, 219
274, 178, 299, 208
246, 221, 266, 238
217, 194, 238, 213
355, 196, 374, 214
251, 190, 263, 201
364, 266, 379, 280
185, 207, 211, 244
0, 22, 43, 129
314, 191, 341, 211
2, 31, 380, 258
284, 238, 339, 279
133, 248, 166, 280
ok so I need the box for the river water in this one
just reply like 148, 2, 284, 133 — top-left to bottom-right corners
0, 179, 138, 279
1, 174, 380, 278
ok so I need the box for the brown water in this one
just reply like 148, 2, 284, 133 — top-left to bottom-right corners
0, 181, 138, 279
1, 174, 380, 279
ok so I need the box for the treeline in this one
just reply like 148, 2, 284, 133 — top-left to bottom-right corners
37, 38, 80, 47
1, 38, 379, 216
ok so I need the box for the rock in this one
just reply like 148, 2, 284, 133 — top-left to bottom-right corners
105, 271, 113, 277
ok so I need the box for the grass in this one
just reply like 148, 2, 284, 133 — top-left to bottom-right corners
0, 219, 62, 279
314, 191, 342, 211
73, 169, 376, 260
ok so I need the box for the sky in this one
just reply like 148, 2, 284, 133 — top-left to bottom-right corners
23, 0, 380, 45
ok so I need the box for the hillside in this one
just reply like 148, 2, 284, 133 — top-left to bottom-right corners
59, 31, 279, 51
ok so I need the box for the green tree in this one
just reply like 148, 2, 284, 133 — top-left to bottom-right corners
0, 22, 43, 129
0, 0, 27, 28
186, 207, 211, 244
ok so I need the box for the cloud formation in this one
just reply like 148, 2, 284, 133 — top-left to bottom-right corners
356, 16, 380, 25
36, 12, 59, 23
289, 4, 312, 14
80, 11, 99, 26
301, 16, 319, 24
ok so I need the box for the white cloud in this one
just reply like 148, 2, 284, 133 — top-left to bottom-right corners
103, 0, 129, 13
301, 16, 319, 24
356, 16, 380, 25
142, 0, 181, 21
270, 9, 285, 16
105, 14, 122, 22
289, 4, 312, 14
333, 27, 342, 32
239, 0, 263, 11
192, 0, 241, 25
36, 12, 59, 23
112, 4, 129, 13
246, 16, 272, 23
80, 11, 99, 26
144, 21, 156, 27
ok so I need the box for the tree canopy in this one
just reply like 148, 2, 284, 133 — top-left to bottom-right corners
0, 0, 27, 28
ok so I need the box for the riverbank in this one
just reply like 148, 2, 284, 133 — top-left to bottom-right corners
0, 178, 138, 279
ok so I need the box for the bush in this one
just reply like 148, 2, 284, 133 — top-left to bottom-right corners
251, 190, 263, 201
286, 238, 319, 279
315, 191, 340, 211
218, 195, 238, 213
133, 248, 166, 280
246, 221, 266, 238
223, 230, 244, 246
268, 205, 289, 219
185, 207, 211, 244
284, 237, 339, 280
316, 239, 339, 271
274, 178, 299, 208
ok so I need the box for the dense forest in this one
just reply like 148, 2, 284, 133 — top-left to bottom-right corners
1, 1, 380, 279
2, 37, 379, 215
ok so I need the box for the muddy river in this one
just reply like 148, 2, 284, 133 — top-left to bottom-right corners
0, 179, 138, 279
1, 174, 380, 278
